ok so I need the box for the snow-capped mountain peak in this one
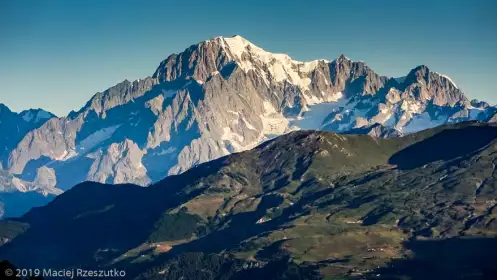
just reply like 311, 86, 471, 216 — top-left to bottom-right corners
336, 54, 352, 62
2, 35, 496, 219
19, 109, 55, 123
211, 35, 327, 94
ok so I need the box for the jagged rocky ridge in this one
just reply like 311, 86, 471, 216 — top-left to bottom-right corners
1, 122, 497, 279
0, 105, 54, 165
1, 35, 496, 218
0, 105, 58, 217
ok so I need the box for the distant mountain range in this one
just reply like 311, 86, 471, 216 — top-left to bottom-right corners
0, 105, 54, 163
1, 121, 496, 279
1, 35, 497, 218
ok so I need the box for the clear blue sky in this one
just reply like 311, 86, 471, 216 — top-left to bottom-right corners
1, 0, 496, 116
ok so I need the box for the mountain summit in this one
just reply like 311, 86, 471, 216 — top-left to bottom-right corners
0, 35, 495, 217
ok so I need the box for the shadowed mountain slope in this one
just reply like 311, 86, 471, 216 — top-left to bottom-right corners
1, 121, 497, 279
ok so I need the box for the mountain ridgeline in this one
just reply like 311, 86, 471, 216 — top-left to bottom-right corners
1, 35, 497, 219
5, 39, 494, 182
1, 121, 497, 279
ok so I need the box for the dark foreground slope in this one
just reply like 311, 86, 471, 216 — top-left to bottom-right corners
1, 121, 497, 279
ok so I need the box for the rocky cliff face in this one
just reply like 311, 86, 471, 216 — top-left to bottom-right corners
0, 166, 61, 218
1, 35, 496, 217
0, 105, 54, 167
